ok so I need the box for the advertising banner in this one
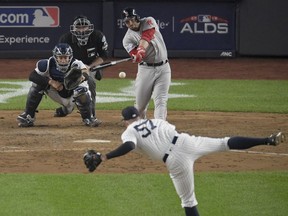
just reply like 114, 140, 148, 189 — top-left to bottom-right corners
114, 2, 236, 57
0, 3, 102, 58
0, 1, 236, 58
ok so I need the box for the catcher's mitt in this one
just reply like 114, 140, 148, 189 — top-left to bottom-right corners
83, 150, 102, 172
64, 67, 83, 90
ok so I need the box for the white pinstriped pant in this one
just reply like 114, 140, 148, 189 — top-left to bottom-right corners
165, 133, 230, 208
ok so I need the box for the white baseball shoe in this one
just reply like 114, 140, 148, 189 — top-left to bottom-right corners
268, 131, 285, 146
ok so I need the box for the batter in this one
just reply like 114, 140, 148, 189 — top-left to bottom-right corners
87, 106, 285, 216
122, 7, 171, 120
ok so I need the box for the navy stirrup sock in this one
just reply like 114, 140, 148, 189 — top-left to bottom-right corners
184, 206, 200, 216
228, 136, 269, 150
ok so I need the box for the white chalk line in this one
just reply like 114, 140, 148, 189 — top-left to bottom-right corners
1, 139, 111, 153
73, 139, 111, 143
1, 148, 288, 156
230, 150, 288, 156
0, 81, 194, 104
0, 148, 89, 153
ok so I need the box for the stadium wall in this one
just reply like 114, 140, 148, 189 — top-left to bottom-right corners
0, 0, 286, 58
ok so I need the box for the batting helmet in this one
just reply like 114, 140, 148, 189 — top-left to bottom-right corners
70, 15, 94, 46
122, 8, 140, 22
52, 43, 73, 73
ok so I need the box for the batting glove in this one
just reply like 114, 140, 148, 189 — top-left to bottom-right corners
132, 46, 146, 63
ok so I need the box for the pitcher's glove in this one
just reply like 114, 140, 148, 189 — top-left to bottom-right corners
83, 150, 102, 172
64, 67, 83, 90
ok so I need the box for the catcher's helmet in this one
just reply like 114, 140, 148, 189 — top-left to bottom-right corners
52, 43, 73, 73
122, 7, 140, 22
70, 15, 94, 46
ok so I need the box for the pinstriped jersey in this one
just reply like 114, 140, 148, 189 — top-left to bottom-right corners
121, 119, 177, 161
122, 17, 168, 63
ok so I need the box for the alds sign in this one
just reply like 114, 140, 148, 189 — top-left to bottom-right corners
180, 15, 229, 34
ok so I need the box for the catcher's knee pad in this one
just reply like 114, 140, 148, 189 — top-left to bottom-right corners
73, 86, 89, 99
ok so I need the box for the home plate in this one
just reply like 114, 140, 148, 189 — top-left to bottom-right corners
74, 139, 111, 143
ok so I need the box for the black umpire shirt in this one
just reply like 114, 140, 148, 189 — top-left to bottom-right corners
59, 30, 108, 65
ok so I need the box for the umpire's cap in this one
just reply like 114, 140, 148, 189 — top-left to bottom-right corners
122, 106, 139, 120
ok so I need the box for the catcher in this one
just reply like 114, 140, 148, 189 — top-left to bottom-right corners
83, 106, 285, 216
17, 43, 100, 127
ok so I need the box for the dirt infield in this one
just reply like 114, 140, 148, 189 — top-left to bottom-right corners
0, 57, 288, 173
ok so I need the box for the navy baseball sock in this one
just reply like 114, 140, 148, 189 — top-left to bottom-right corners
184, 206, 200, 216
228, 136, 270, 150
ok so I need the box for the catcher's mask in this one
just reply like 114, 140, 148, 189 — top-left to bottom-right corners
52, 43, 73, 73
70, 16, 94, 46
122, 7, 140, 23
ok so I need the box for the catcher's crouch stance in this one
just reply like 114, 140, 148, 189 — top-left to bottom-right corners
17, 43, 100, 127
84, 106, 286, 216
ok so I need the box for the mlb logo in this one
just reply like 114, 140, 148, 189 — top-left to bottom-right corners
198, 15, 211, 23
0, 6, 59, 27
32, 7, 59, 27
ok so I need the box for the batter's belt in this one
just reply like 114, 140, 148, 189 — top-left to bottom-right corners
163, 135, 178, 163
140, 59, 168, 67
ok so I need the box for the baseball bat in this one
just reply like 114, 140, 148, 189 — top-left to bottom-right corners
91, 57, 132, 71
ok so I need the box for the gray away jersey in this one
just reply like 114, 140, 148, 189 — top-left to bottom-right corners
122, 17, 168, 63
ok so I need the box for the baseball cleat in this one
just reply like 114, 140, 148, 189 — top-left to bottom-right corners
83, 118, 102, 127
17, 112, 35, 127
90, 118, 102, 127
268, 131, 285, 146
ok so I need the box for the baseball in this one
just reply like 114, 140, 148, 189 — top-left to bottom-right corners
119, 71, 126, 79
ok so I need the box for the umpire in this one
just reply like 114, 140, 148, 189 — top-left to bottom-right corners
58, 15, 109, 126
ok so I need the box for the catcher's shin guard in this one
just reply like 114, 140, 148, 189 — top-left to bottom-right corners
17, 85, 44, 127
25, 85, 44, 117
73, 86, 92, 119
73, 86, 100, 127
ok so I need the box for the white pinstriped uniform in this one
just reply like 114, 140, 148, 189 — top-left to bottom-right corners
122, 17, 171, 120
121, 118, 230, 208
